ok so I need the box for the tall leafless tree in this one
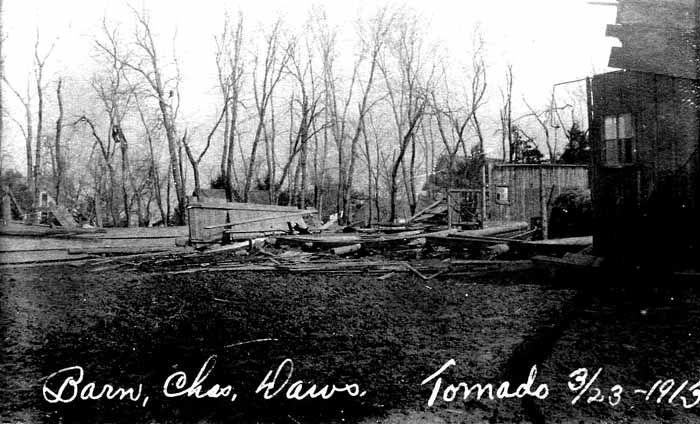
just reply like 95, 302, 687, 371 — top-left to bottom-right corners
182, 99, 229, 194
33, 30, 55, 211
4, 78, 34, 198
242, 19, 291, 202
499, 65, 513, 162
215, 12, 245, 201
379, 11, 431, 221
115, 7, 186, 223
52, 78, 64, 202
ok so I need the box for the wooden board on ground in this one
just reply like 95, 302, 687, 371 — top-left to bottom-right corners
0, 223, 106, 237
67, 246, 171, 255
50, 206, 77, 228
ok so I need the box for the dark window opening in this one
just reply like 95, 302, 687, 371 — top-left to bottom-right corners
603, 113, 635, 166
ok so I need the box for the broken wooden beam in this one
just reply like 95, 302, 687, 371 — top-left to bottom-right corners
67, 246, 171, 255
330, 244, 362, 255
408, 199, 444, 222
199, 237, 268, 254
204, 211, 315, 230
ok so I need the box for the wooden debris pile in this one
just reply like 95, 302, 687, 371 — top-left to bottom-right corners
1, 194, 600, 277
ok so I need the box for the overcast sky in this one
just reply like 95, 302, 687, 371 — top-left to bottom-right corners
2, 0, 619, 170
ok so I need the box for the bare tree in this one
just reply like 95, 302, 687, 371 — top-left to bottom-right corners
93, 18, 138, 226
314, 6, 392, 223
521, 92, 572, 161
33, 30, 55, 211
499, 65, 513, 162
182, 100, 229, 194
114, 7, 186, 223
52, 78, 64, 202
315, 9, 355, 221
378, 11, 431, 221
3, 77, 34, 197
75, 115, 120, 225
215, 12, 245, 201
277, 35, 324, 208
242, 19, 291, 202
340, 7, 392, 222
132, 88, 166, 224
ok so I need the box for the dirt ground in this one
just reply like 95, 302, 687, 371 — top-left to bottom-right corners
1, 264, 699, 423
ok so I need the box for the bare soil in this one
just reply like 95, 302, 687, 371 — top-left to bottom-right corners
2, 265, 699, 423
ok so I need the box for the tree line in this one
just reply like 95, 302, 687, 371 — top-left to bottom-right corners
0, 4, 589, 227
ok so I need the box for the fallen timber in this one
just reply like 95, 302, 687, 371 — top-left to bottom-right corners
67, 246, 171, 255
0, 223, 106, 237
275, 229, 452, 251
426, 231, 592, 256
164, 258, 535, 277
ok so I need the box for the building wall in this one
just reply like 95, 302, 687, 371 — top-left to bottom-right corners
489, 164, 589, 223
590, 70, 700, 263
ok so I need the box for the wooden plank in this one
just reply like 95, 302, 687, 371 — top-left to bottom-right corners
223, 230, 286, 241
457, 222, 529, 237
527, 236, 592, 246
202, 238, 268, 254
0, 224, 106, 237
408, 199, 443, 222
50, 206, 77, 228
532, 254, 603, 268
204, 211, 315, 230
188, 201, 316, 213
330, 244, 362, 255
67, 246, 171, 255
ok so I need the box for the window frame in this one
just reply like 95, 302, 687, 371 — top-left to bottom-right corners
495, 185, 510, 205
603, 113, 636, 167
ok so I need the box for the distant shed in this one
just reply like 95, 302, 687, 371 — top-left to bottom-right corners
488, 163, 589, 223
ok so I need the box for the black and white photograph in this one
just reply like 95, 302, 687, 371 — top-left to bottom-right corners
1, 0, 699, 422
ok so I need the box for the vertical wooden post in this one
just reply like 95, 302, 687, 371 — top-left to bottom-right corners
539, 166, 549, 239
446, 189, 452, 229
94, 190, 103, 228
480, 164, 487, 225
2, 193, 10, 225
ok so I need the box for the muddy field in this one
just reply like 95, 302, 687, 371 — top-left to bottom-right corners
1, 264, 699, 423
